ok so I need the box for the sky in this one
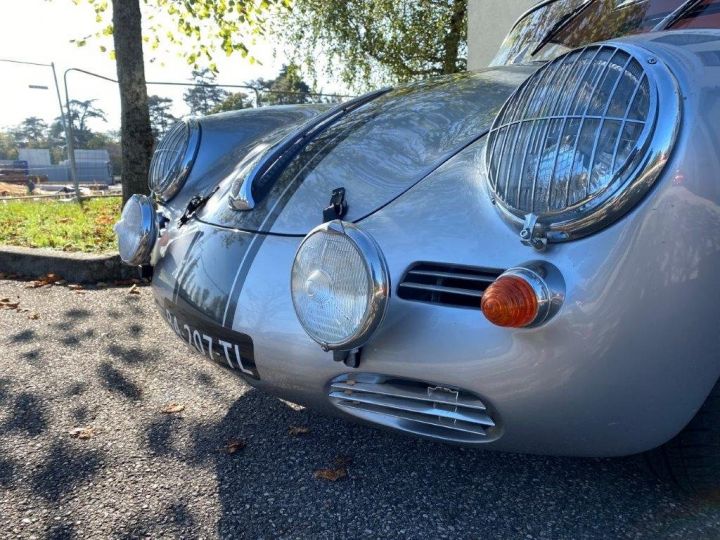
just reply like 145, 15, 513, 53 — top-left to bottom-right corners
0, 0, 333, 133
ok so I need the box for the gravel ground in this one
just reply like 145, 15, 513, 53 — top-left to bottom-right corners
1, 278, 720, 539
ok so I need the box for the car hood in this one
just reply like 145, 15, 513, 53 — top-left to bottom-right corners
198, 65, 537, 235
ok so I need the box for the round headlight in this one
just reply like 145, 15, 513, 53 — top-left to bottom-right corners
291, 221, 389, 351
149, 119, 201, 201
114, 194, 157, 265
485, 43, 679, 245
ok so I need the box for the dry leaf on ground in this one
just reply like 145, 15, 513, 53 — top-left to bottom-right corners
288, 426, 311, 437
314, 455, 352, 481
0, 298, 19, 310
69, 427, 95, 440
27, 273, 63, 288
314, 466, 348, 482
224, 438, 246, 454
161, 403, 185, 414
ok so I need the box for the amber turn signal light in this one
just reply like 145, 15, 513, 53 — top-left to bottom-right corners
480, 263, 564, 328
481, 276, 538, 328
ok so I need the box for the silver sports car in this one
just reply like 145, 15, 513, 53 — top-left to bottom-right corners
116, 0, 720, 492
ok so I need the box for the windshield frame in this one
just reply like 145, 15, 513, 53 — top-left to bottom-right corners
492, 0, 712, 66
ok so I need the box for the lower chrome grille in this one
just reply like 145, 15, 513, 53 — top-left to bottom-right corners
329, 373, 498, 443
397, 262, 503, 309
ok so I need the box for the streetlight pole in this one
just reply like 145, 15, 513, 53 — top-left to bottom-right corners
0, 57, 80, 200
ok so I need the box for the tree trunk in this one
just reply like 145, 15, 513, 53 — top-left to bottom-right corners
112, 0, 154, 203
442, 0, 467, 75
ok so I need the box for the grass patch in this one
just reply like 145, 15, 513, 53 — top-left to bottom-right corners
0, 197, 121, 253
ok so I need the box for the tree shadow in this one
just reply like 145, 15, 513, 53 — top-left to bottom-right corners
164, 388, 718, 539
97, 361, 142, 400
106, 343, 156, 366
31, 441, 104, 502
9, 328, 35, 343
0, 392, 48, 436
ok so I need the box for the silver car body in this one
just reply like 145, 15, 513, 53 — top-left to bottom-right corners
148, 28, 720, 457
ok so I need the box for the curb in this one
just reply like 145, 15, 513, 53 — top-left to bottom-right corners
0, 245, 139, 284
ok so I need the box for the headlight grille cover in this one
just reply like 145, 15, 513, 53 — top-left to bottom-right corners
486, 43, 678, 243
148, 120, 200, 201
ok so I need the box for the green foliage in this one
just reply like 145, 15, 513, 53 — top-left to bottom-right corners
12, 118, 50, 148
277, 0, 468, 90
183, 68, 231, 115
0, 132, 18, 160
250, 64, 312, 105
51, 99, 108, 148
148, 95, 178, 138
0, 197, 121, 253
210, 91, 250, 113
72, 0, 291, 73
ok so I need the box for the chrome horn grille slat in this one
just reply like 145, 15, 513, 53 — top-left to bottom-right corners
397, 263, 503, 309
328, 374, 499, 443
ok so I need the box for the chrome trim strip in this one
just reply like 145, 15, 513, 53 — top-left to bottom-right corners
329, 392, 496, 427
652, 0, 704, 31
329, 381, 488, 410
398, 282, 484, 298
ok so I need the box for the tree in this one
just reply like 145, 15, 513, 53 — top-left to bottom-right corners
256, 64, 312, 106
277, 0, 468, 90
51, 99, 108, 149
12, 117, 49, 148
148, 95, 178, 139
183, 68, 230, 116
73, 0, 288, 202
210, 91, 251, 114
0, 131, 18, 160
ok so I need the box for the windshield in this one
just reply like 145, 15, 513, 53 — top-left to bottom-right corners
492, 0, 720, 65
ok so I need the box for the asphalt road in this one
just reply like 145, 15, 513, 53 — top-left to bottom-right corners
1, 278, 719, 539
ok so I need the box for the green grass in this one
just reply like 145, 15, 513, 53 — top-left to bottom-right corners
0, 197, 121, 253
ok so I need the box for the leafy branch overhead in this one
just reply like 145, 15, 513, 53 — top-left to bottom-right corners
275, 0, 468, 90
72, 0, 292, 72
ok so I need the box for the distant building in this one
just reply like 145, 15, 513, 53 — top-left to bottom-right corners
467, 0, 540, 69
17, 148, 113, 184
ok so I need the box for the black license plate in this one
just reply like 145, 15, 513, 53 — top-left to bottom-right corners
162, 300, 259, 380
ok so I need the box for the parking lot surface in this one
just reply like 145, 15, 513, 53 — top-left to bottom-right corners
1, 278, 720, 539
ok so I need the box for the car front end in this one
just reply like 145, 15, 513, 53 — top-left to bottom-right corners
115, 1, 720, 471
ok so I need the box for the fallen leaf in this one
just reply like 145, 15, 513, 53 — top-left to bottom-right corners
288, 426, 310, 437
313, 467, 347, 482
128, 284, 140, 295
161, 403, 185, 414
0, 299, 19, 310
224, 438, 246, 454
69, 427, 95, 440
27, 273, 63, 288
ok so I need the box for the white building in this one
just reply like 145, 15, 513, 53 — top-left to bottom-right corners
467, 0, 540, 69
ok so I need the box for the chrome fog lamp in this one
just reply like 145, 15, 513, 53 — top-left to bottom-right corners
114, 194, 157, 266
291, 220, 390, 351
